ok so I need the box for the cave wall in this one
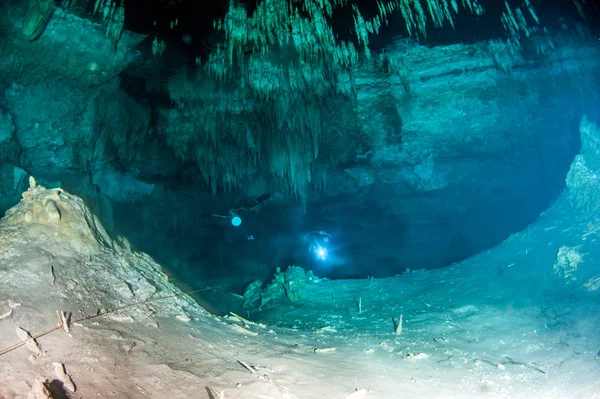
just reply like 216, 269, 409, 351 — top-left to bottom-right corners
256, 38, 600, 278
0, 2, 599, 281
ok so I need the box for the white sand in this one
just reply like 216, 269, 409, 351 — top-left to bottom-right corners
0, 180, 599, 399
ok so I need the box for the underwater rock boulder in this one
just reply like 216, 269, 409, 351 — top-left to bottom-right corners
566, 116, 600, 217
1, 176, 113, 255
242, 280, 263, 308
579, 115, 600, 171
242, 266, 310, 310
92, 166, 156, 203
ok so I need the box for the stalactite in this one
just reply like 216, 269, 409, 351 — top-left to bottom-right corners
163, 0, 541, 201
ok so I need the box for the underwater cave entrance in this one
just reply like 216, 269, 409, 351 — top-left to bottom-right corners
97, 111, 585, 323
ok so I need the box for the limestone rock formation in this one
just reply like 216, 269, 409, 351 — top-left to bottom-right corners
566, 116, 600, 217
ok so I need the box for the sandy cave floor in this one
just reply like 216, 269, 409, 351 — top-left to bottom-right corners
0, 184, 599, 399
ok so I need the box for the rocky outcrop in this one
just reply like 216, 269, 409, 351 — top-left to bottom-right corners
92, 166, 156, 203
0, 4, 160, 194
566, 116, 600, 217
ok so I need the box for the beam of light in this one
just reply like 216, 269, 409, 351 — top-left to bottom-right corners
315, 245, 328, 260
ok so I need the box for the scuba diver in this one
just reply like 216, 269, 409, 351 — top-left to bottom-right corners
210, 193, 271, 243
